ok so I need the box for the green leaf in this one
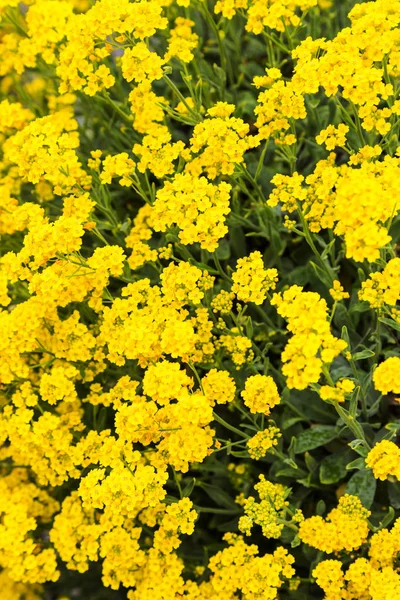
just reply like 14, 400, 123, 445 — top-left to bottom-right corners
346, 457, 366, 471
357, 267, 366, 282
286, 390, 337, 424
320, 239, 336, 260
316, 499, 326, 515
349, 386, 360, 418
198, 482, 240, 512
229, 226, 247, 258
96, 407, 108, 432
384, 420, 400, 432
281, 415, 306, 430
379, 317, 400, 333
348, 439, 369, 457
236, 90, 257, 117
245, 317, 253, 339
215, 239, 231, 260
294, 425, 338, 454
229, 450, 251, 458
275, 466, 305, 478
320, 454, 348, 484
291, 534, 301, 548
345, 469, 376, 508
182, 478, 196, 498
380, 506, 395, 529
270, 226, 286, 256
309, 261, 333, 289
352, 349, 375, 361
388, 482, 400, 509
305, 452, 319, 473
349, 301, 370, 314
213, 63, 226, 87
306, 96, 320, 109
288, 436, 297, 461
341, 326, 350, 347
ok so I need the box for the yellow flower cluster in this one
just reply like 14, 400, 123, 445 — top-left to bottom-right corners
271, 286, 347, 389
255, 79, 306, 142
316, 124, 349, 151
187, 103, 257, 178
269, 156, 400, 262
125, 204, 158, 270
218, 329, 254, 367
160, 262, 214, 307
133, 126, 186, 179
260, 0, 400, 261
143, 360, 193, 406
122, 43, 164, 84
56, 0, 167, 95
211, 289, 235, 314
4, 110, 89, 195
165, 18, 199, 63
299, 495, 370, 553
329, 280, 349, 302
0, 470, 59, 584
100, 152, 135, 187
373, 357, 400, 395
366, 440, 400, 481
202, 369, 236, 405
206, 533, 295, 598
152, 173, 231, 251
319, 379, 355, 403
314, 518, 400, 600
128, 81, 166, 135
247, 425, 281, 459
241, 374, 281, 414
239, 476, 288, 538
2, 0, 400, 597
359, 258, 400, 309
246, 0, 318, 35
0, 99, 34, 134
232, 251, 278, 305
214, 0, 317, 30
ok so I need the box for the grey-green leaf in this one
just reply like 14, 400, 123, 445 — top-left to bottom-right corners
320, 454, 348, 484
345, 469, 376, 508
294, 425, 338, 454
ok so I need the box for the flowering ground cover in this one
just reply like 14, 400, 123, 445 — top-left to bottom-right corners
2, 0, 400, 598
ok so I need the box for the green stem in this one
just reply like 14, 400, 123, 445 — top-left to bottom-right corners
100, 92, 132, 125
254, 141, 269, 182
334, 403, 370, 450
213, 253, 231, 283
297, 204, 335, 286
163, 75, 201, 121
200, 1, 232, 86
213, 411, 250, 439
213, 439, 247, 454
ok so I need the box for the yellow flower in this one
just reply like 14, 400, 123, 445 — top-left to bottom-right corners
316, 124, 349, 150
366, 440, 400, 480
202, 369, 236, 405
299, 495, 370, 553
247, 426, 281, 459
121, 43, 164, 84
165, 18, 199, 63
319, 379, 355, 403
329, 280, 349, 302
373, 357, 400, 395
241, 374, 280, 415
271, 286, 347, 390
232, 251, 278, 305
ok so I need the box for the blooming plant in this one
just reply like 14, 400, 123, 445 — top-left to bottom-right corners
2, 0, 400, 598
